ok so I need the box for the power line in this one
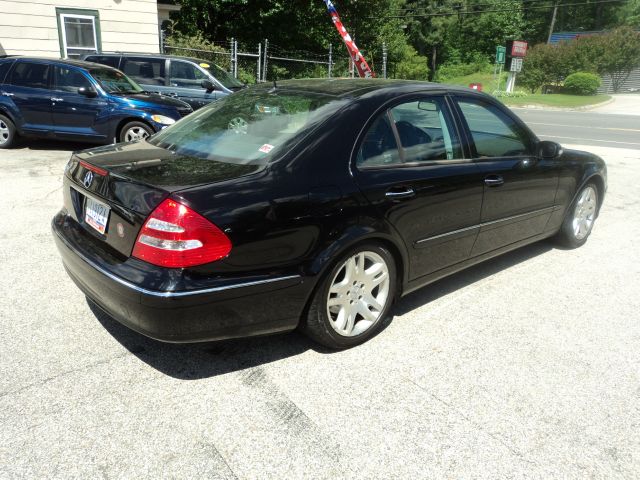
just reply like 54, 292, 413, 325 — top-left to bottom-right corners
370, 0, 628, 19
389, 0, 554, 15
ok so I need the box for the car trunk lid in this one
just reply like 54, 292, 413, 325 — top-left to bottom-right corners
63, 141, 262, 258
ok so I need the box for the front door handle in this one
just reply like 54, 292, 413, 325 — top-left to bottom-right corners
1, 91, 14, 97
385, 187, 415, 199
51, 97, 64, 102
484, 175, 504, 187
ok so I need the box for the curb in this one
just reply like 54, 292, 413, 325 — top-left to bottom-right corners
507, 97, 615, 112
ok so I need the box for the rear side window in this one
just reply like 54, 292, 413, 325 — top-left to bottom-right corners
356, 114, 401, 168
457, 99, 532, 157
0, 61, 13, 84
85, 55, 120, 69
389, 98, 462, 162
121, 57, 165, 86
9, 62, 50, 89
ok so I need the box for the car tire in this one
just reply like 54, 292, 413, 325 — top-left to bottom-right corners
556, 182, 599, 248
119, 121, 153, 143
0, 114, 17, 149
302, 243, 397, 349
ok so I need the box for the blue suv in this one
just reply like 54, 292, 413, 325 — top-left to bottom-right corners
0, 57, 192, 149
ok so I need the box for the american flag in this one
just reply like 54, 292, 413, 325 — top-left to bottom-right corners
323, 0, 373, 78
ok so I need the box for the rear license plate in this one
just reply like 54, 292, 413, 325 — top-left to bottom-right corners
85, 196, 110, 235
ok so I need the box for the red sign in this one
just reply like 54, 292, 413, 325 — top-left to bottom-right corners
511, 41, 528, 57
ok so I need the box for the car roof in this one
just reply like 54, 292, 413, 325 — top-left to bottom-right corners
247, 78, 485, 99
88, 52, 221, 66
8, 56, 117, 70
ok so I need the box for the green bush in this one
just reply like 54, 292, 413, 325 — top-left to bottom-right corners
165, 32, 231, 71
563, 72, 602, 95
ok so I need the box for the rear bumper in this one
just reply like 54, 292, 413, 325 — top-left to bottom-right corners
52, 212, 308, 342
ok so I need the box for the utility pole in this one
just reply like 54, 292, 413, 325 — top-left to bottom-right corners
382, 42, 387, 79
547, 1, 560, 44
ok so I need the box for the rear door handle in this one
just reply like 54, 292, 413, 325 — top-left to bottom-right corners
1, 91, 14, 97
385, 187, 415, 199
484, 175, 504, 187
51, 97, 64, 102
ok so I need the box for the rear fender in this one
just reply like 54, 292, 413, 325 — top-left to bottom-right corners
306, 217, 410, 296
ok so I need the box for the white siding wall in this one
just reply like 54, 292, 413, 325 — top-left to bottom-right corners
0, 0, 160, 57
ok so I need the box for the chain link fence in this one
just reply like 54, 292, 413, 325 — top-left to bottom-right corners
163, 38, 389, 83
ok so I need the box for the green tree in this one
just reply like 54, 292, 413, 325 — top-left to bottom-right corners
595, 26, 640, 92
404, 0, 458, 79
616, 0, 640, 27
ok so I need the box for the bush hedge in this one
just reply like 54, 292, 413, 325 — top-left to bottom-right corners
563, 72, 602, 95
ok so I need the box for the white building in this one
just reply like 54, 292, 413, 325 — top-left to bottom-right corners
0, 0, 179, 59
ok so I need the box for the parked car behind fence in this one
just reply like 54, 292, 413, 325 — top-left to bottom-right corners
83, 53, 246, 110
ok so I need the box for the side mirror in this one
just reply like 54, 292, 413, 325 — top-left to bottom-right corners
78, 86, 98, 98
201, 79, 215, 92
539, 140, 562, 159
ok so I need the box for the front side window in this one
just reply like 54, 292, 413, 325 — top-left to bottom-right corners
390, 98, 462, 162
54, 66, 91, 93
56, 9, 101, 59
121, 57, 166, 86
200, 61, 244, 90
457, 99, 532, 157
9, 62, 50, 89
169, 61, 208, 89
149, 89, 348, 166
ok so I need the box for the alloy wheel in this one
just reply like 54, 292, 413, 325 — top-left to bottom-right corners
124, 126, 150, 142
0, 119, 9, 145
326, 251, 390, 337
572, 186, 597, 240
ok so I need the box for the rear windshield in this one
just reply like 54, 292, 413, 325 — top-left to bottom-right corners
148, 89, 348, 165
90, 68, 143, 94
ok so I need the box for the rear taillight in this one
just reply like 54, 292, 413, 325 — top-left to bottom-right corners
132, 199, 232, 268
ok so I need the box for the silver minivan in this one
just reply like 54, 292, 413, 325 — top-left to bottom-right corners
83, 53, 245, 110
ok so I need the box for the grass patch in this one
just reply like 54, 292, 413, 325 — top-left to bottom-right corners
438, 71, 505, 93
437, 70, 611, 108
499, 94, 611, 108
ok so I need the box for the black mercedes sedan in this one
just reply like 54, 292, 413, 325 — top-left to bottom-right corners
52, 79, 606, 349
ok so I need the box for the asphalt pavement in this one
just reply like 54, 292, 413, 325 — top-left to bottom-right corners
512, 95, 640, 150
1, 128, 640, 478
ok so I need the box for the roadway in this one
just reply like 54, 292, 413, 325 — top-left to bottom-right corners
512, 107, 640, 150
